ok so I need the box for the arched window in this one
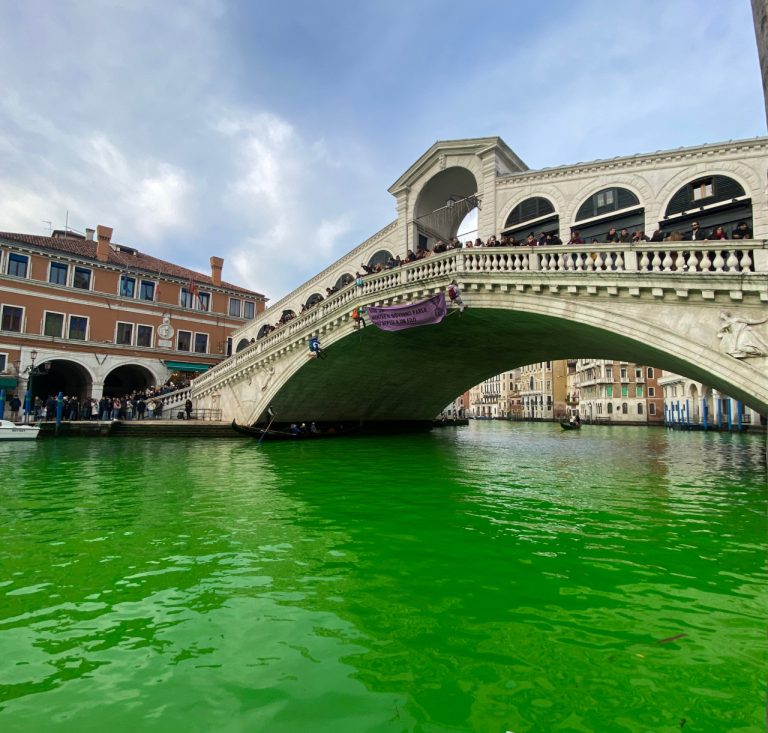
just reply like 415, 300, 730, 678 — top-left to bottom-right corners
305, 293, 324, 309
335, 273, 354, 290
661, 175, 751, 239
607, 403, 613, 414
622, 403, 628, 414
637, 403, 644, 415
368, 250, 393, 269
236, 337, 251, 350
503, 197, 559, 241
573, 187, 644, 242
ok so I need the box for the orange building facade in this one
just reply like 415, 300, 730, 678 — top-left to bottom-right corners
0, 225, 265, 403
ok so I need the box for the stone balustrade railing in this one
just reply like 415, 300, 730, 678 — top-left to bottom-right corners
192, 240, 767, 395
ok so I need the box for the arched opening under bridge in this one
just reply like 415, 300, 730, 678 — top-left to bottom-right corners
103, 364, 156, 397
30, 359, 93, 401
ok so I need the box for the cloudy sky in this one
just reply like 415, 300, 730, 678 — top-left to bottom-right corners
1, 0, 764, 299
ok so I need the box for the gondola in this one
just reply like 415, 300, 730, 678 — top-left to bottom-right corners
560, 420, 581, 430
231, 420, 359, 441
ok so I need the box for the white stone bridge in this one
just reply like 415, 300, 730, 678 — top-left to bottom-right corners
192, 137, 768, 425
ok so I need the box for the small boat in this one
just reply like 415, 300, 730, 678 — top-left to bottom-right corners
560, 420, 581, 431
231, 420, 360, 441
0, 419, 41, 440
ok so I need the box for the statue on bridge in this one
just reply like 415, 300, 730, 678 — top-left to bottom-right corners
717, 311, 768, 358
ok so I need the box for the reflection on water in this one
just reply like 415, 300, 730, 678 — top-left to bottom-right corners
0, 424, 765, 732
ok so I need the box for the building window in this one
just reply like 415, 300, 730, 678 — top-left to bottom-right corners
120, 275, 136, 298
637, 403, 644, 415
635, 367, 642, 379
0, 353, 6, 372
116, 322, 134, 345
605, 365, 613, 379
606, 386, 613, 398
607, 403, 613, 414
648, 387, 655, 397
646, 367, 654, 378
691, 178, 714, 201
1, 305, 23, 332
43, 311, 64, 338
636, 385, 644, 397
136, 325, 153, 348
649, 403, 656, 415
622, 402, 628, 414
49, 262, 68, 286
229, 298, 241, 317
7, 253, 28, 278
177, 330, 192, 351
243, 301, 255, 319
620, 366, 628, 379
596, 189, 614, 209
180, 288, 194, 308
68, 315, 88, 340
621, 385, 628, 397
139, 280, 155, 301
197, 292, 210, 312
194, 333, 208, 353
73, 266, 92, 290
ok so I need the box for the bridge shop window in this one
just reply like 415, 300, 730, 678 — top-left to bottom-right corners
6, 253, 28, 278
335, 273, 354, 290
73, 266, 92, 290
68, 315, 88, 341
49, 261, 68, 286
661, 175, 751, 239
43, 311, 64, 338
502, 197, 559, 241
368, 250, 393, 270
1, 304, 24, 332
236, 337, 250, 351
573, 187, 643, 242
177, 330, 192, 352
305, 293, 324, 309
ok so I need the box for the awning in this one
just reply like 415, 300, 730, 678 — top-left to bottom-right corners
164, 361, 211, 373
0, 376, 18, 389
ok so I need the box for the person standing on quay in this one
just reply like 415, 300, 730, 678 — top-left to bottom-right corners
184, 399, 192, 420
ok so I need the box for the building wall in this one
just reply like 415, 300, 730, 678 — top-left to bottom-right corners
0, 235, 264, 402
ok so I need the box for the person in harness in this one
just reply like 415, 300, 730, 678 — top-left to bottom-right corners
351, 305, 366, 329
447, 280, 466, 312
308, 335, 326, 359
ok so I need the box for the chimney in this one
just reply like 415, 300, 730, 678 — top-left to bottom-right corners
210, 256, 224, 286
85, 228, 95, 241
96, 225, 113, 262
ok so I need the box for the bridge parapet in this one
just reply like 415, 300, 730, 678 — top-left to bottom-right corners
194, 241, 768, 408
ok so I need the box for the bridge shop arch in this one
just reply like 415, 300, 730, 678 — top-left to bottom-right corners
573, 187, 644, 242
412, 167, 479, 251
368, 250, 394, 270
236, 337, 251, 351
335, 273, 354, 290
103, 363, 156, 396
305, 292, 325, 309
502, 196, 559, 241
31, 359, 94, 401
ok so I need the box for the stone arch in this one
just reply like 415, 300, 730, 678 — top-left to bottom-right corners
103, 363, 158, 397
335, 273, 354, 290
236, 337, 251, 351
412, 166, 479, 245
304, 292, 324, 309
29, 358, 95, 401
563, 176, 654, 226
688, 382, 700, 421
655, 163, 758, 224
368, 250, 393, 269
499, 194, 560, 241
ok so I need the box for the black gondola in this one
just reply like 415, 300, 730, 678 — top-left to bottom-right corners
560, 420, 581, 430
231, 420, 359, 441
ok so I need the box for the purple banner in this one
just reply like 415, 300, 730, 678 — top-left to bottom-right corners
367, 293, 447, 332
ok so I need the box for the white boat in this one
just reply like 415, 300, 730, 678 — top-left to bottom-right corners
0, 419, 40, 440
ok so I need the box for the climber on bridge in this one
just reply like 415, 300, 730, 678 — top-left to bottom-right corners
308, 335, 326, 359
352, 305, 366, 329
447, 280, 466, 313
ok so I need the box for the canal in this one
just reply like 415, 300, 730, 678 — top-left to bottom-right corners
0, 422, 765, 732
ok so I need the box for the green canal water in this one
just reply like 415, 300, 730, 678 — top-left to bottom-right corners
0, 422, 765, 732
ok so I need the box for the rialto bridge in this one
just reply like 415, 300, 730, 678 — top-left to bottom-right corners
192, 137, 768, 425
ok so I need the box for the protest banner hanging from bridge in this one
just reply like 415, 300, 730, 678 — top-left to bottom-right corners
367, 293, 447, 332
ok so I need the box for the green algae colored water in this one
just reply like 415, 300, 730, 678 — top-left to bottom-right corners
0, 422, 765, 733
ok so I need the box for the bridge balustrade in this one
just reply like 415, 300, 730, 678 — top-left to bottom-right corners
192, 240, 766, 396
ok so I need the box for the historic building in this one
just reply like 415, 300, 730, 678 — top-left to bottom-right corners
517, 361, 569, 422
658, 373, 763, 431
570, 359, 664, 425
0, 225, 265, 403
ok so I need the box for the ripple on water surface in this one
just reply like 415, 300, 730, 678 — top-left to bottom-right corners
0, 423, 765, 732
